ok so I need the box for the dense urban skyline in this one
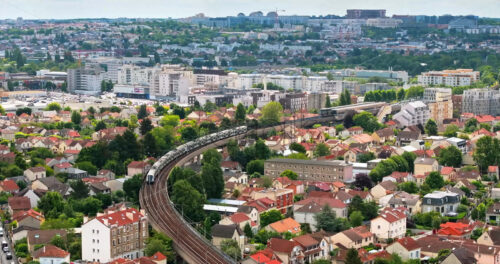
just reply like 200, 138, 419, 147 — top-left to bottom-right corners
0, 0, 499, 19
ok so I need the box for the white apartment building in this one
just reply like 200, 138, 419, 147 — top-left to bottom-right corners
462, 88, 500, 116
118, 65, 154, 86
238, 74, 264, 90
423, 88, 452, 102
417, 69, 480, 87
67, 67, 104, 95
81, 208, 148, 263
393, 101, 430, 127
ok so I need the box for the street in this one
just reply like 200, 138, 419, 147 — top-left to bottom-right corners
0, 223, 17, 264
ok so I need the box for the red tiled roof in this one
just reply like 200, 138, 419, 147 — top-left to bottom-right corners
150, 252, 166, 261
33, 245, 69, 258
374, 207, 406, 223
54, 162, 72, 169
441, 166, 455, 175
268, 218, 301, 234
95, 208, 144, 227
395, 237, 420, 251
128, 161, 147, 169
229, 213, 250, 223
437, 222, 472, 236
489, 166, 499, 173
0, 179, 19, 192
12, 209, 44, 222
8, 196, 31, 210
267, 238, 298, 253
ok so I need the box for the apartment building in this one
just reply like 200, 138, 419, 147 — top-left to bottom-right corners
264, 158, 353, 183
370, 207, 407, 241
421, 191, 460, 216
81, 208, 148, 263
424, 88, 453, 125
67, 67, 104, 95
393, 101, 430, 127
279, 93, 308, 112
251, 188, 294, 213
462, 88, 500, 116
417, 69, 480, 87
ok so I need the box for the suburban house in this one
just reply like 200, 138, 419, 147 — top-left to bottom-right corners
414, 157, 439, 176
370, 207, 407, 241
477, 228, 500, 246
329, 226, 374, 249
0, 179, 20, 194
32, 245, 71, 264
219, 213, 254, 230
265, 218, 301, 234
437, 222, 473, 239
294, 198, 347, 231
386, 237, 421, 261
24, 166, 47, 182
127, 161, 151, 177
486, 203, 500, 225
27, 229, 68, 253
8, 196, 31, 215
371, 181, 397, 201
12, 209, 45, 229
32, 177, 73, 197
421, 191, 460, 216
441, 248, 477, 264
266, 238, 304, 264
211, 224, 245, 255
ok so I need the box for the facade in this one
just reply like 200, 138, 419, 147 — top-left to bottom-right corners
24, 166, 46, 182
462, 89, 500, 116
33, 245, 71, 264
424, 88, 453, 125
67, 67, 104, 95
418, 69, 480, 87
422, 191, 460, 216
329, 226, 374, 249
211, 224, 245, 254
414, 157, 439, 176
370, 207, 407, 241
393, 101, 430, 127
264, 158, 353, 183
81, 208, 148, 263
386, 237, 421, 261
251, 188, 294, 213
346, 9, 386, 19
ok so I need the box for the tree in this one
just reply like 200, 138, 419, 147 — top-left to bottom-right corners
16, 107, 32, 116
345, 248, 362, 264
444, 124, 459, 137
235, 103, 246, 123
244, 223, 253, 238
465, 118, 479, 133
220, 239, 241, 260
46, 102, 62, 111
202, 148, 222, 166
425, 119, 438, 136
50, 235, 67, 250
160, 115, 180, 127
246, 160, 264, 175
353, 112, 381, 133
140, 118, 153, 135
280, 170, 298, 180
261, 175, 273, 188
76, 161, 97, 175
71, 111, 81, 125
473, 136, 500, 173
325, 95, 332, 107
145, 238, 168, 257
315, 205, 350, 232
260, 101, 283, 125
255, 140, 271, 160
181, 126, 198, 142
260, 209, 284, 227
339, 89, 351, 106
349, 211, 364, 227
70, 180, 89, 199
402, 152, 417, 173
438, 146, 462, 167
37, 192, 66, 219
425, 171, 445, 189
95, 120, 107, 131
353, 173, 373, 189
290, 142, 306, 153
143, 132, 159, 157
399, 181, 418, 194
201, 163, 223, 198
137, 104, 148, 120
123, 174, 142, 204
171, 180, 205, 222
358, 152, 376, 163
314, 143, 330, 157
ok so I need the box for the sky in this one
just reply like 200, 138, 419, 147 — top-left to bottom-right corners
0, 0, 499, 19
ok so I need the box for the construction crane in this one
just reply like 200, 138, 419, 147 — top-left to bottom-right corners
268, 8, 286, 26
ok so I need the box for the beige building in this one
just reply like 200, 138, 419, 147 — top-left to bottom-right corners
414, 157, 439, 176
386, 237, 421, 261
370, 207, 407, 241
24, 166, 46, 182
371, 181, 397, 202
264, 158, 353, 183
211, 224, 245, 255
329, 226, 374, 249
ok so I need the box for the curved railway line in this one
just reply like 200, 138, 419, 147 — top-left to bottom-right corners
138, 102, 391, 264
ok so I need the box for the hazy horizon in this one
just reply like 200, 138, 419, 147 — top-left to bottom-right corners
0, 0, 499, 20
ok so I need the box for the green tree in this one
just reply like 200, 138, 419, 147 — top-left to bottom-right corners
71, 111, 81, 125
244, 223, 253, 238
76, 161, 97, 175
399, 182, 418, 194
425, 171, 445, 189
123, 174, 142, 204
246, 160, 264, 175
144, 238, 168, 257
325, 95, 332, 107
290, 142, 306, 153
181, 126, 198, 142
358, 152, 376, 163
402, 151, 417, 173
255, 140, 271, 160
314, 143, 330, 157
465, 118, 479, 133
349, 211, 364, 227
95, 120, 107, 131
345, 248, 362, 264
438, 146, 462, 167
201, 163, 223, 198
171, 180, 205, 222
220, 239, 241, 260
160, 115, 180, 127
50, 235, 67, 250
260, 101, 283, 125
260, 209, 284, 227
280, 170, 298, 180
46, 102, 62, 111
339, 89, 351, 106
235, 103, 246, 123
443, 124, 459, 137
425, 119, 438, 136
70, 180, 89, 199
353, 111, 381, 133
140, 118, 153, 135
143, 132, 159, 157
315, 205, 350, 232
38, 192, 66, 219
137, 104, 148, 120
473, 136, 500, 173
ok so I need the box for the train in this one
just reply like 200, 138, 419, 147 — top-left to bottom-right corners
146, 126, 247, 184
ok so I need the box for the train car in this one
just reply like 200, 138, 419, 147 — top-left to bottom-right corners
146, 168, 156, 184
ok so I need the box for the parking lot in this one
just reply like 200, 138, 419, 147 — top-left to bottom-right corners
0, 224, 17, 264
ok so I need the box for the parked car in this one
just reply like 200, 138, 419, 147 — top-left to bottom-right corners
6, 252, 12, 259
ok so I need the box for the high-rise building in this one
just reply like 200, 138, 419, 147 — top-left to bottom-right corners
67, 67, 104, 95
462, 88, 500, 116
424, 88, 453, 124
346, 9, 386, 19
417, 69, 480, 87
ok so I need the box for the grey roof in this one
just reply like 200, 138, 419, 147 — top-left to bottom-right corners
388, 192, 419, 206
36, 176, 71, 196
266, 158, 350, 167
397, 131, 420, 140
211, 224, 242, 238
378, 180, 397, 191
27, 229, 67, 246
423, 191, 460, 205
414, 157, 437, 165
237, 205, 256, 214
295, 201, 323, 213
450, 248, 477, 264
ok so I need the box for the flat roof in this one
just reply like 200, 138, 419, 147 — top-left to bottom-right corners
266, 158, 350, 167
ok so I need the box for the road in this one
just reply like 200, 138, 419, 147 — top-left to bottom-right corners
0, 223, 17, 264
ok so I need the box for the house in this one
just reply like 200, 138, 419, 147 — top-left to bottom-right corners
486, 203, 500, 224
329, 226, 374, 249
16, 188, 41, 208
251, 188, 294, 213
267, 238, 304, 264
12, 209, 45, 229
347, 190, 373, 202
32, 245, 71, 264
211, 224, 245, 255
386, 237, 421, 261
81, 207, 148, 263
265, 218, 301, 234
488, 166, 499, 181
89, 182, 112, 195
396, 131, 421, 146
382, 171, 411, 184
414, 157, 439, 176
237, 205, 260, 226
441, 248, 477, 264
371, 181, 397, 201
127, 161, 151, 177
292, 234, 326, 263
27, 229, 68, 253
24, 166, 47, 182
32, 177, 72, 197
456, 170, 481, 181
343, 148, 365, 163
97, 169, 115, 180
387, 191, 421, 215
370, 207, 407, 241
441, 167, 456, 181
219, 212, 254, 230
421, 191, 460, 216
477, 227, 500, 246
8, 196, 31, 215
372, 128, 395, 144
0, 179, 20, 193
294, 198, 347, 231
437, 222, 473, 239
